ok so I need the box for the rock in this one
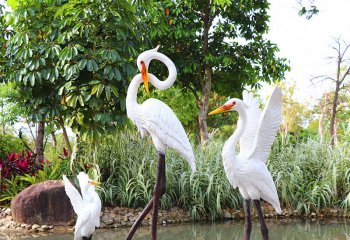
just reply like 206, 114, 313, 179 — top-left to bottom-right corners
4, 208, 11, 216
11, 180, 74, 226
101, 215, 114, 225
41, 224, 50, 230
31, 224, 40, 230
223, 210, 232, 219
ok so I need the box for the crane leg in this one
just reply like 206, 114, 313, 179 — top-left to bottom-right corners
253, 200, 269, 240
243, 199, 252, 240
151, 153, 166, 240
125, 197, 154, 240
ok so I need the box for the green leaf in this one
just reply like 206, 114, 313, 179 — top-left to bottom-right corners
96, 84, 104, 98
78, 59, 87, 70
115, 68, 121, 81
91, 84, 101, 95
105, 86, 111, 100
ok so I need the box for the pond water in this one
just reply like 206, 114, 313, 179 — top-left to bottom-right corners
1, 219, 349, 240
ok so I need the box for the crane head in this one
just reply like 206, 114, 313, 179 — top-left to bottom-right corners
137, 46, 161, 93
208, 98, 241, 115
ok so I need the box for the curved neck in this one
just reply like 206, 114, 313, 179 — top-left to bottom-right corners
148, 52, 177, 90
223, 108, 247, 159
126, 74, 142, 110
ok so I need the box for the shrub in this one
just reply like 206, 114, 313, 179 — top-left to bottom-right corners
0, 134, 28, 159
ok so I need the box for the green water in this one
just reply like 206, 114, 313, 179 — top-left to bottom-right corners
1, 219, 349, 240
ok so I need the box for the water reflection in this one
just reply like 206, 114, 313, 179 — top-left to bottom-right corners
1, 219, 349, 240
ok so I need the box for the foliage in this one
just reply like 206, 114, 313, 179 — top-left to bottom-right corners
85, 131, 241, 219
0, 151, 42, 180
297, 0, 319, 19
0, 151, 70, 206
4, 0, 140, 141
270, 136, 350, 214
0, 83, 24, 133
0, 134, 27, 159
138, 0, 290, 142
80, 131, 350, 219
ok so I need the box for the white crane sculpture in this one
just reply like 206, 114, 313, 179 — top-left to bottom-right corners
125, 46, 196, 240
63, 172, 102, 240
208, 86, 282, 240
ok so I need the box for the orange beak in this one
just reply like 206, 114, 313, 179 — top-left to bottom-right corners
208, 103, 235, 116
88, 180, 100, 186
141, 62, 149, 93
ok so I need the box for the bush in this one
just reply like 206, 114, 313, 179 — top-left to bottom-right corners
0, 134, 28, 159
0, 149, 70, 206
0, 151, 42, 180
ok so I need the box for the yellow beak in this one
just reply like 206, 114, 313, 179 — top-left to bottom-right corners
208, 107, 226, 116
141, 62, 149, 93
88, 180, 100, 186
208, 103, 235, 116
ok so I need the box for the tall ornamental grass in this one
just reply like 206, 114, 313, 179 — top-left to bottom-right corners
90, 131, 350, 218
92, 131, 240, 220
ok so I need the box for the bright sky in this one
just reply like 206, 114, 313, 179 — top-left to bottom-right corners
265, 0, 350, 103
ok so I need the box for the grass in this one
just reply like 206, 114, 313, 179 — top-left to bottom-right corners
85, 131, 350, 219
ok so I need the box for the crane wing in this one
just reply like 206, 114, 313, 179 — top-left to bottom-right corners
239, 90, 262, 155
63, 175, 83, 215
135, 98, 196, 171
247, 86, 282, 163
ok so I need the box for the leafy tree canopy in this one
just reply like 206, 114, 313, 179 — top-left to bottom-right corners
4, 0, 140, 140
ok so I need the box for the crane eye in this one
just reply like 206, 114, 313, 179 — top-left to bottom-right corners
140, 61, 144, 64
233, 101, 236, 105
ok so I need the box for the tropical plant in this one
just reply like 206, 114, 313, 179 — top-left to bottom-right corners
138, 0, 290, 143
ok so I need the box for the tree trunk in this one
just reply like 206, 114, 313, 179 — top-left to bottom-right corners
51, 131, 57, 148
197, 1, 213, 144
330, 82, 340, 147
197, 65, 212, 144
59, 115, 72, 157
319, 103, 326, 141
35, 121, 45, 163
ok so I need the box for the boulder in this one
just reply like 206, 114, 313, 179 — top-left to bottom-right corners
11, 180, 74, 225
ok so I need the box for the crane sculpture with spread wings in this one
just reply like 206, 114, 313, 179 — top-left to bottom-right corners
209, 86, 282, 240
63, 172, 101, 240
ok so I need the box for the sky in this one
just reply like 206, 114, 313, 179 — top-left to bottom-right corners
265, 0, 350, 103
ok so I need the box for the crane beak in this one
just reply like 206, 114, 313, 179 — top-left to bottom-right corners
141, 62, 149, 93
88, 180, 100, 186
208, 103, 235, 116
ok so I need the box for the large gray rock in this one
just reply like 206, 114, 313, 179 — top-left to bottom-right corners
11, 180, 74, 225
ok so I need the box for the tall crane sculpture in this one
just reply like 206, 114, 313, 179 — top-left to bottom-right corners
125, 46, 196, 240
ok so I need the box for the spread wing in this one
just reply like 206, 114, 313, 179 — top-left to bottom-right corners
247, 86, 282, 163
63, 175, 83, 215
92, 192, 102, 227
239, 90, 262, 156
134, 98, 196, 172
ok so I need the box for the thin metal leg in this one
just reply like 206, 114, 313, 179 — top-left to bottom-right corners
151, 153, 166, 240
243, 199, 252, 240
125, 197, 154, 240
253, 200, 269, 240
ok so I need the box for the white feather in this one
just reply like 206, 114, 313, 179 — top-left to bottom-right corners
217, 86, 282, 214
248, 86, 282, 163
63, 173, 102, 240
126, 48, 196, 172
62, 175, 83, 215
240, 91, 262, 155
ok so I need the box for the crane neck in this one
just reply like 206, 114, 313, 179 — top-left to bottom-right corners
222, 107, 247, 160
148, 51, 177, 90
126, 74, 142, 121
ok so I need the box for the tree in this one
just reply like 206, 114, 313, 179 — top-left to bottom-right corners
297, 0, 319, 19
312, 37, 350, 146
280, 82, 310, 139
139, 0, 289, 144
4, 0, 140, 160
